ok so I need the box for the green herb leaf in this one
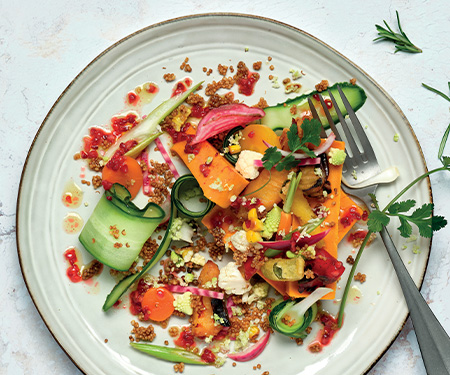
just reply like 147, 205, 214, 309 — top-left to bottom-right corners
299, 119, 322, 146
397, 217, 413, 238
442, 156, 450, 167
262, 147, 282, 170
374, 11, 422, 54
368, 193, 380, 209
262, 118, 322, 170
287, 122, 302, 151
388, 199, 416, 214
393, 203, 447, 238
367, 210, 390, 232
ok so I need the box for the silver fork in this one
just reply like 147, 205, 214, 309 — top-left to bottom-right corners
308, 86, 450, 375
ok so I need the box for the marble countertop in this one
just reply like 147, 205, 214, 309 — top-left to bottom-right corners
1, 1, 449, 374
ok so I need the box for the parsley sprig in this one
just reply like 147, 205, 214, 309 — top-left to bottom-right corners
338, 83, 450, 327
262, 119, 322, 171
374, 11, 422, 54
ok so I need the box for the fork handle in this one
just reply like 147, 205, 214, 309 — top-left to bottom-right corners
380, 227, 450, 374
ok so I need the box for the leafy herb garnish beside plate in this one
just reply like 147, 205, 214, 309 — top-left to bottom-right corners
374, 11, 422, 54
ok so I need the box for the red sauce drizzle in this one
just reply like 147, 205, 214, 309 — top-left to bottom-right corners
340, 206, 362, 228
318, 312, 339, 346
237, 71, 259, 96
348, 229, 369, 243
248, 131, 255, 138
64, 248, 82, 283
190, 105, 210, 118
171, 78, 193, 97
308, 311, 340, 352
127, 92, 140, 106
200, 348, 216, 363
82, 113, 139, 158
199, 163, 210, 177
129, 279, 151, 315
174, 327, 196, 349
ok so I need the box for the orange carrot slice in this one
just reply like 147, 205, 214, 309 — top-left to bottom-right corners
102, 155, 143, 199
172, 140, 249, 208
141, 287, 175, 322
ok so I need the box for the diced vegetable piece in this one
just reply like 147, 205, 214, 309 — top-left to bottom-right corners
79, 184, 164, 271
172, 140, 249, 208
198, 260, 220, 288
141, 287, 175, 321
191, 296, 223, 338
239, 124, 281, 154
261, 82, 366, 131
290, 188, 317, 224
166, 285, 224, 300
102, 156, 143, 199
104, 81, 203, 160
242, 168, 290, 209
260, 257, 305, 281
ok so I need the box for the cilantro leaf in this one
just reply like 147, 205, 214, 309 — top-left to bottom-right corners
432, 215, 447, 232
368, 210, 390, 232
262, 147, 282, 170
277, 154, 298, 171
287, 122, 302, 152
442, 156, 450, 167
397, 216, 412, 238
300, 119, 322, 146
388, 199, 416, 214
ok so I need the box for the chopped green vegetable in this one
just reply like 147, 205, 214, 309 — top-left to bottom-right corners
261, 205, 282, 239
283, 171, 302, 213
328, 147, 347, 166
170, 217, 194, 243
173, 292, 193, 315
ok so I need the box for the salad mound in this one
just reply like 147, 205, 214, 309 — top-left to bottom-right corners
74, 65, 369, 369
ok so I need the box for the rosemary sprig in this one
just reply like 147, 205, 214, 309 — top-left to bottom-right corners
374, 11, 422, 53
422, 82, 450, 103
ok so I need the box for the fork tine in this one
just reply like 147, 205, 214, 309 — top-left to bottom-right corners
307, 98, 327, 138
336, 85, 378, 163
317, 95, 343, 142
326, 90, 365, 169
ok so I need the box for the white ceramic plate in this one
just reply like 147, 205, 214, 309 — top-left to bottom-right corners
17, 14, 431, 375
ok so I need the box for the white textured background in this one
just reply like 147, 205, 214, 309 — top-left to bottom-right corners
1, 1, 450, 374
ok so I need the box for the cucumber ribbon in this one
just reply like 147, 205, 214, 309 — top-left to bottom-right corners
103, 174, 214, 311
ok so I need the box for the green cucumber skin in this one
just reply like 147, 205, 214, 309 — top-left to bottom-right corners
130, 343, 209, 365
261, 82, 366, 130
102, 209, 175, 311
79, 195, 162, 271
